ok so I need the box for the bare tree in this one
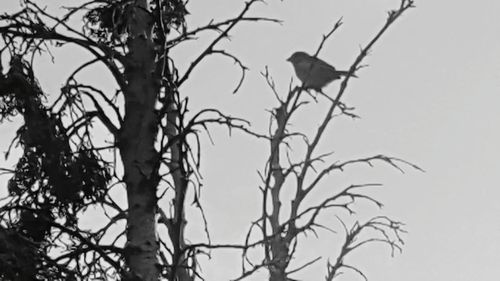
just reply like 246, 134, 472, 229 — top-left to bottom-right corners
237, 1, 419, 280
0, 0, 417, 281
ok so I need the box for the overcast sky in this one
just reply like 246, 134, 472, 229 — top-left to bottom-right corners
1, 0, 500, 281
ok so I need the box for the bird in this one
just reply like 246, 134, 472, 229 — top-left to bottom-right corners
287, 51, 356, 91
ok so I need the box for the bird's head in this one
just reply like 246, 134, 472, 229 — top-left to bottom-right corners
287, 51, 310, 64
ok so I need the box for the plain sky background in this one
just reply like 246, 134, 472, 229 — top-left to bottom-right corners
1, 0, 500, 281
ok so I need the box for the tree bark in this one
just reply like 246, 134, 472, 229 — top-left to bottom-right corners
119, 1, 161, 280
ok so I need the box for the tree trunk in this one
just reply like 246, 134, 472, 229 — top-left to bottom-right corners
119, 1, 161, 280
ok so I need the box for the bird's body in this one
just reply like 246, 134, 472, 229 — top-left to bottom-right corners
287, 52, 355, 91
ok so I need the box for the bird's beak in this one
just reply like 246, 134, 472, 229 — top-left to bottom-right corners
286, 56, 291, 62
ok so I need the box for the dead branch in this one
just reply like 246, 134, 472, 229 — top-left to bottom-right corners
325, 216, 406, 281
247, 1, 417, 280
177, 0, 276, 89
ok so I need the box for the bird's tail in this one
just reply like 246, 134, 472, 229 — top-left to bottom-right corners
337, 70, 358, 78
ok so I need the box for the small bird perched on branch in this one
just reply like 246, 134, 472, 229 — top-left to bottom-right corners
287, 51, 356, 91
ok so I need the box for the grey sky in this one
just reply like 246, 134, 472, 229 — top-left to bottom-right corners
178, 1, 500, 280
1, 0, 499, 281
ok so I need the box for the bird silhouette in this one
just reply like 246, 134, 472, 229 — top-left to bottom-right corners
287, 51, 356, 91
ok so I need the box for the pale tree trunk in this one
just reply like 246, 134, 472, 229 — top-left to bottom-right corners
164, 92, 192, 281
119, 0, 161, 280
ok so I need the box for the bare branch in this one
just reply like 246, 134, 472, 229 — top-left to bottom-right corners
313, 17, 344, 58
178, 0, 274, 87
306, 154, 424, 193
0, 4, 126, 89
325, 216, 406, 281
168, 16, 281, 48
211, 49, 249, 94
